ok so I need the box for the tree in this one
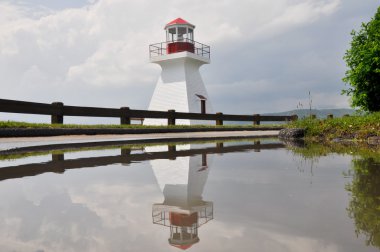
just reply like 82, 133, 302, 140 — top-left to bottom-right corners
346, 157, 380, 248
342, 6, 380, 112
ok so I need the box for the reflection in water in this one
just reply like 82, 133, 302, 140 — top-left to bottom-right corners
0, 140, 282, 251
150, 146, 213, 250
287, 141, 380, 250
0, 141, 282, 182
1, 140, 379, 251
346, 157, 380, 248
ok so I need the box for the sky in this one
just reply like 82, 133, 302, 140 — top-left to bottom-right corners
0, 0, 379, 123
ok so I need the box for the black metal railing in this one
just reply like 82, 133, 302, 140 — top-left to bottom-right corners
149, 39, 210, 59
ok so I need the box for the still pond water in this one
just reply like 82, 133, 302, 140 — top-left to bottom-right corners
0, 139, 379, 252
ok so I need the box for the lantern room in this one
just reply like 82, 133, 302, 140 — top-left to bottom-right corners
148, 17, 210, 60
165, 18, 195, 54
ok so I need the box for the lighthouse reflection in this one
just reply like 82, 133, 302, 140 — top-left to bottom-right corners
0, 139, 284, 250
149, 145, 213, 250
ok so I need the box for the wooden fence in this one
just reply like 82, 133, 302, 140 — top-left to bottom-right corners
0, 98, 298, 125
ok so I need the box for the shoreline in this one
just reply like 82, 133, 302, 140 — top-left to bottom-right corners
0, 130, 280, 153
279, 128, 380, 146
0, 126, 282, 138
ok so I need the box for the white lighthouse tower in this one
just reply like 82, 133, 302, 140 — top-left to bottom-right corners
144, 18, 212, 125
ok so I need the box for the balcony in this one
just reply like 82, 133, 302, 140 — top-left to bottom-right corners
149, 39, 210, 60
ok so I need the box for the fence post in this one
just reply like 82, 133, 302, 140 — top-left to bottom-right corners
253, 114, 260, 125
168, 145, 176, 160
327, 114, 334, 119
168, 145, 176, 152
120, 148, 131, 166
216, 112, 223, 126
120, 107, 131, 125
168, 110, 176, 126
216, 142, 224, 149
51, 153, 65, 173
52, 153, 64, 161
51, 102, 64, 124
121, 148, 131, 156
254, 140, 261, 152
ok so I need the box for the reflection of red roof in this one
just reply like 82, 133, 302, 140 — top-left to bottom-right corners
171, 244, 193, 250
165, 18, 195, 28
170, 212, 198, 227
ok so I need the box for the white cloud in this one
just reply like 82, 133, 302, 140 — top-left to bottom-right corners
0, 0, 375, 121
260, 0, 341, 34
202, 221, 342, 252
70, 182, 161, 227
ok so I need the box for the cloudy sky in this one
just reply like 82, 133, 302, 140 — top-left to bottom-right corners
0, 0, 378, 122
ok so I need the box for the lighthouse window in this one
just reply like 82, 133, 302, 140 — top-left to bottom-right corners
178, 27, 187, 41
188, 28, 193, 41
168, 28, 176, 42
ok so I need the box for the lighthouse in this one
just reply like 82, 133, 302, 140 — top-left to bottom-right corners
149, 145, 214, 250
144, 18, 212, 125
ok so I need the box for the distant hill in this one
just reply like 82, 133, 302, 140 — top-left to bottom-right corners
224, 108, 356, 125
264, 108, 356, 119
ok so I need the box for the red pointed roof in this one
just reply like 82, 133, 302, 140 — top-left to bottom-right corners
165, 18, 195, 29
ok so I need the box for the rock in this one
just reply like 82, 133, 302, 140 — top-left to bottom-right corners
368, 136, 380, 145
278, 128, 305, 140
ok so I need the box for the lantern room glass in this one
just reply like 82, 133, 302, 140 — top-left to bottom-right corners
167, 28, 177, 42
178, 27, 186, 41
166, 26, 194, 43
188, 28, 193, 41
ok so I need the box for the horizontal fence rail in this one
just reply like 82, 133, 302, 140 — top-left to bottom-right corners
0, 99, 298, 125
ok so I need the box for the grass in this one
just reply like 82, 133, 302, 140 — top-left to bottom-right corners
287, 112, 380, 141
0, 120, 282, 129
289, 140, 380, 160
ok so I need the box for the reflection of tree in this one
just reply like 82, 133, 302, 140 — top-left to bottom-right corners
346, 157, 380, 248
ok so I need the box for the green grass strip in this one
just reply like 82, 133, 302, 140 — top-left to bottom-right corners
287, 112, 380, 140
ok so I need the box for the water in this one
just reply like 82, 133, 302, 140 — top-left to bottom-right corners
0, 139, 378, 252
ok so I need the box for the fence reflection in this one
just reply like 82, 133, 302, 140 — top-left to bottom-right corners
0, 141, 284, 182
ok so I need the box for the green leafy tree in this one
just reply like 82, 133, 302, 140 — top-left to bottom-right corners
342, 6, 380, 112
346, 157, 380, 248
